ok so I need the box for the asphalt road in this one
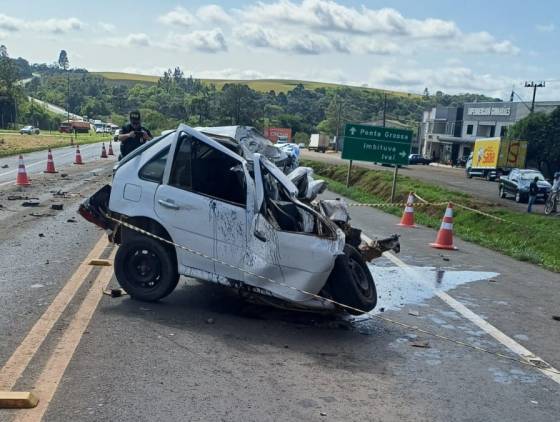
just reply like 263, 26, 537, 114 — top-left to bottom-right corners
0, 151, 559, 421
301, 150, 543, 214
0, 141, 119, 187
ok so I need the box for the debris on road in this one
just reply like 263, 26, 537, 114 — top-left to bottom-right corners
489, 279, 498, 283
0, 391, 39, 409
8, 195, 37, 201
21, 201, 40, 207
60, 173, 68, 178
51, 204, 64, 210
1, 164, 8, 168
30, 212, 54, 217
206, 318, 215, 324
89, 259, 112, 266
410, 340, 431, 348
552, 315, 560, 321
103, 288, 127, 298
66, 218, 77, 223
408, 310, 420, 317
38, 233, 44, 237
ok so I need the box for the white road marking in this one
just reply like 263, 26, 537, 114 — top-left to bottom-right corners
384, 251, 560, 385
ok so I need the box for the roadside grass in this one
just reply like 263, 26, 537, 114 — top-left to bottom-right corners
93, 72, 419, 97
302, 159, 560, 273
0, 132, 112, 158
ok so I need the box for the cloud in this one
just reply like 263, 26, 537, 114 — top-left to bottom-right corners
536, 23, 555, 32
98, 22, 115, 32
0, 14, 21, 32
239, 0, 517, 55
33, 18, 84, 34
158, 6, 194, 27
369, 65, 515, 96
101, 33, 151, 48
169, 29, 227, 53
196, 5, 233, 24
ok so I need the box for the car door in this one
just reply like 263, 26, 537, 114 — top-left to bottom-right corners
154, 131, 216, 275
246, 155, 342, 303
506, 170, 518, 194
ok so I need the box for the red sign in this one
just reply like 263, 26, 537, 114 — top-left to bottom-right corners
264, 127, 292, 143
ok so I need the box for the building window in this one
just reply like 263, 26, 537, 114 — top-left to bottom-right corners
466, 124, 474, 135
490, 126, 496, 137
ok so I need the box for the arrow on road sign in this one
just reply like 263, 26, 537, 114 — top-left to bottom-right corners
399, 151, 407, 158
349, 127, 357, 135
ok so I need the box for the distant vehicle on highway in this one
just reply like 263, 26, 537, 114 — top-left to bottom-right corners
59, 120, 90, 133
466, 138, 528, 181
309, 133, 329, 153
408, 154, 431, 165
498, 168, 550, 203
19, 125, 40, 135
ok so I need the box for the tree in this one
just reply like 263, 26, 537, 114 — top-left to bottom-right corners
0, 45, 8, 58
58, 50, 69, 70
57, 50, 70, 122
508, 109, 560, 176
423, 87, 429, 98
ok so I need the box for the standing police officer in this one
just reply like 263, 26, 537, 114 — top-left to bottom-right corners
118, 110, 153, 158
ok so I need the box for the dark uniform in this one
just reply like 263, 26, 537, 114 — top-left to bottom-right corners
120, 123, 152, 157
119, 111, 152, 158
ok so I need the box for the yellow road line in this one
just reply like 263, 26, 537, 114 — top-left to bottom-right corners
15, 249, 116, 422
0, 235, 109, 391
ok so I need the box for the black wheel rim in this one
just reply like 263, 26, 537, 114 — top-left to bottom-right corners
125, 247, 162, 290
348, 257, 371, 296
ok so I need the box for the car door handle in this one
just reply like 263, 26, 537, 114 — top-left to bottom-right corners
158, 199, 180, 210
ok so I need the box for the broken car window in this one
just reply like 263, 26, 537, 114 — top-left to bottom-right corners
139, 146, 170, 183
169, 133, 247, 207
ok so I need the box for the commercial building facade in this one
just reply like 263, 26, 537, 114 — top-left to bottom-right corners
421, 101, 560, 164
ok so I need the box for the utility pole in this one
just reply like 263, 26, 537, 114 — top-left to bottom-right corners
382, 92, 387, 127
524, 81, 545, 113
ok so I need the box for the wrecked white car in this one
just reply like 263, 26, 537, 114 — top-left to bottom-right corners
79, 124, 399, 314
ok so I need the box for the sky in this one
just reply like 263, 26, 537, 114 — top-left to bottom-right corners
0, 0, 559, 100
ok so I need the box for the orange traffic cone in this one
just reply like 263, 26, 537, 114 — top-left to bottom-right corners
397, 192, 416, 227
430, 203, 457, 250
100, 143, 108, 158
44, 148, 58, 173
108, 141, 114, 156
74, 145, 84, 165
15, 155, 31, 186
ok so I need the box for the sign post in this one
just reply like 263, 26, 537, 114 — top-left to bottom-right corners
341, 123, 413, 201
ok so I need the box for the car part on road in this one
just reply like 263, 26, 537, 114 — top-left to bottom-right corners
544, 194, 557, 215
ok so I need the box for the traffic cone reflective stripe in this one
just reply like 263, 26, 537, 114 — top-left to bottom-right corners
101, 143, 108, 158
15, 155, 31, 186
430, 203, 457, 250
397, 192, 416, 227
108, 141, 114, 156
44, 148, 57, 173
74, 146, 84, 164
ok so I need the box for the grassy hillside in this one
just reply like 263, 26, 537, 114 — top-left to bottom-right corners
93, 71, 419, 97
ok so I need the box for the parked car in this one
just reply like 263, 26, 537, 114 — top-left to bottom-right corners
20, 125, 40, 135
498, 168, 551, 203
408, 154, 431, 165
79, 124, 400, 315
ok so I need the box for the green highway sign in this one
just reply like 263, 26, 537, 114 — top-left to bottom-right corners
342, 123, 413, 165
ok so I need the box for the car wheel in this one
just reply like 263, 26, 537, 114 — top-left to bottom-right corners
325, 245, 377, 315
114, 236, 179, 302
544, 196, 555, 215
515, 191, 524, 203
499, 186, 506, 198
466, 170, 472, 179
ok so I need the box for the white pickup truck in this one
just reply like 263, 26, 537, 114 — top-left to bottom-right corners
79, 124, 399, 314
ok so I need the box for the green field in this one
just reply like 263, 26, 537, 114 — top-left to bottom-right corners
93, 71, 419, 97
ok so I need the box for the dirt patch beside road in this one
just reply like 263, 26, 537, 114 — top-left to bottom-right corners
0, 132, 112, 157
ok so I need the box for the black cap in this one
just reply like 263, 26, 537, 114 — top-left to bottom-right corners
129, 110, 141, 122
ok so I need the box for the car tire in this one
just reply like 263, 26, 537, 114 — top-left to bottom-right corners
326, 245, 377, 315
114, 236, 179, 302
485, 173, 491, 181
515, 191, 525, 203
466, 170, 472, 179
499, 186, 506, 198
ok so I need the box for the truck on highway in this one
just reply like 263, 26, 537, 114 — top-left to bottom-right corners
466, 137, 528, 181
59, 120, 91, 133
309, 133, 329, 153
